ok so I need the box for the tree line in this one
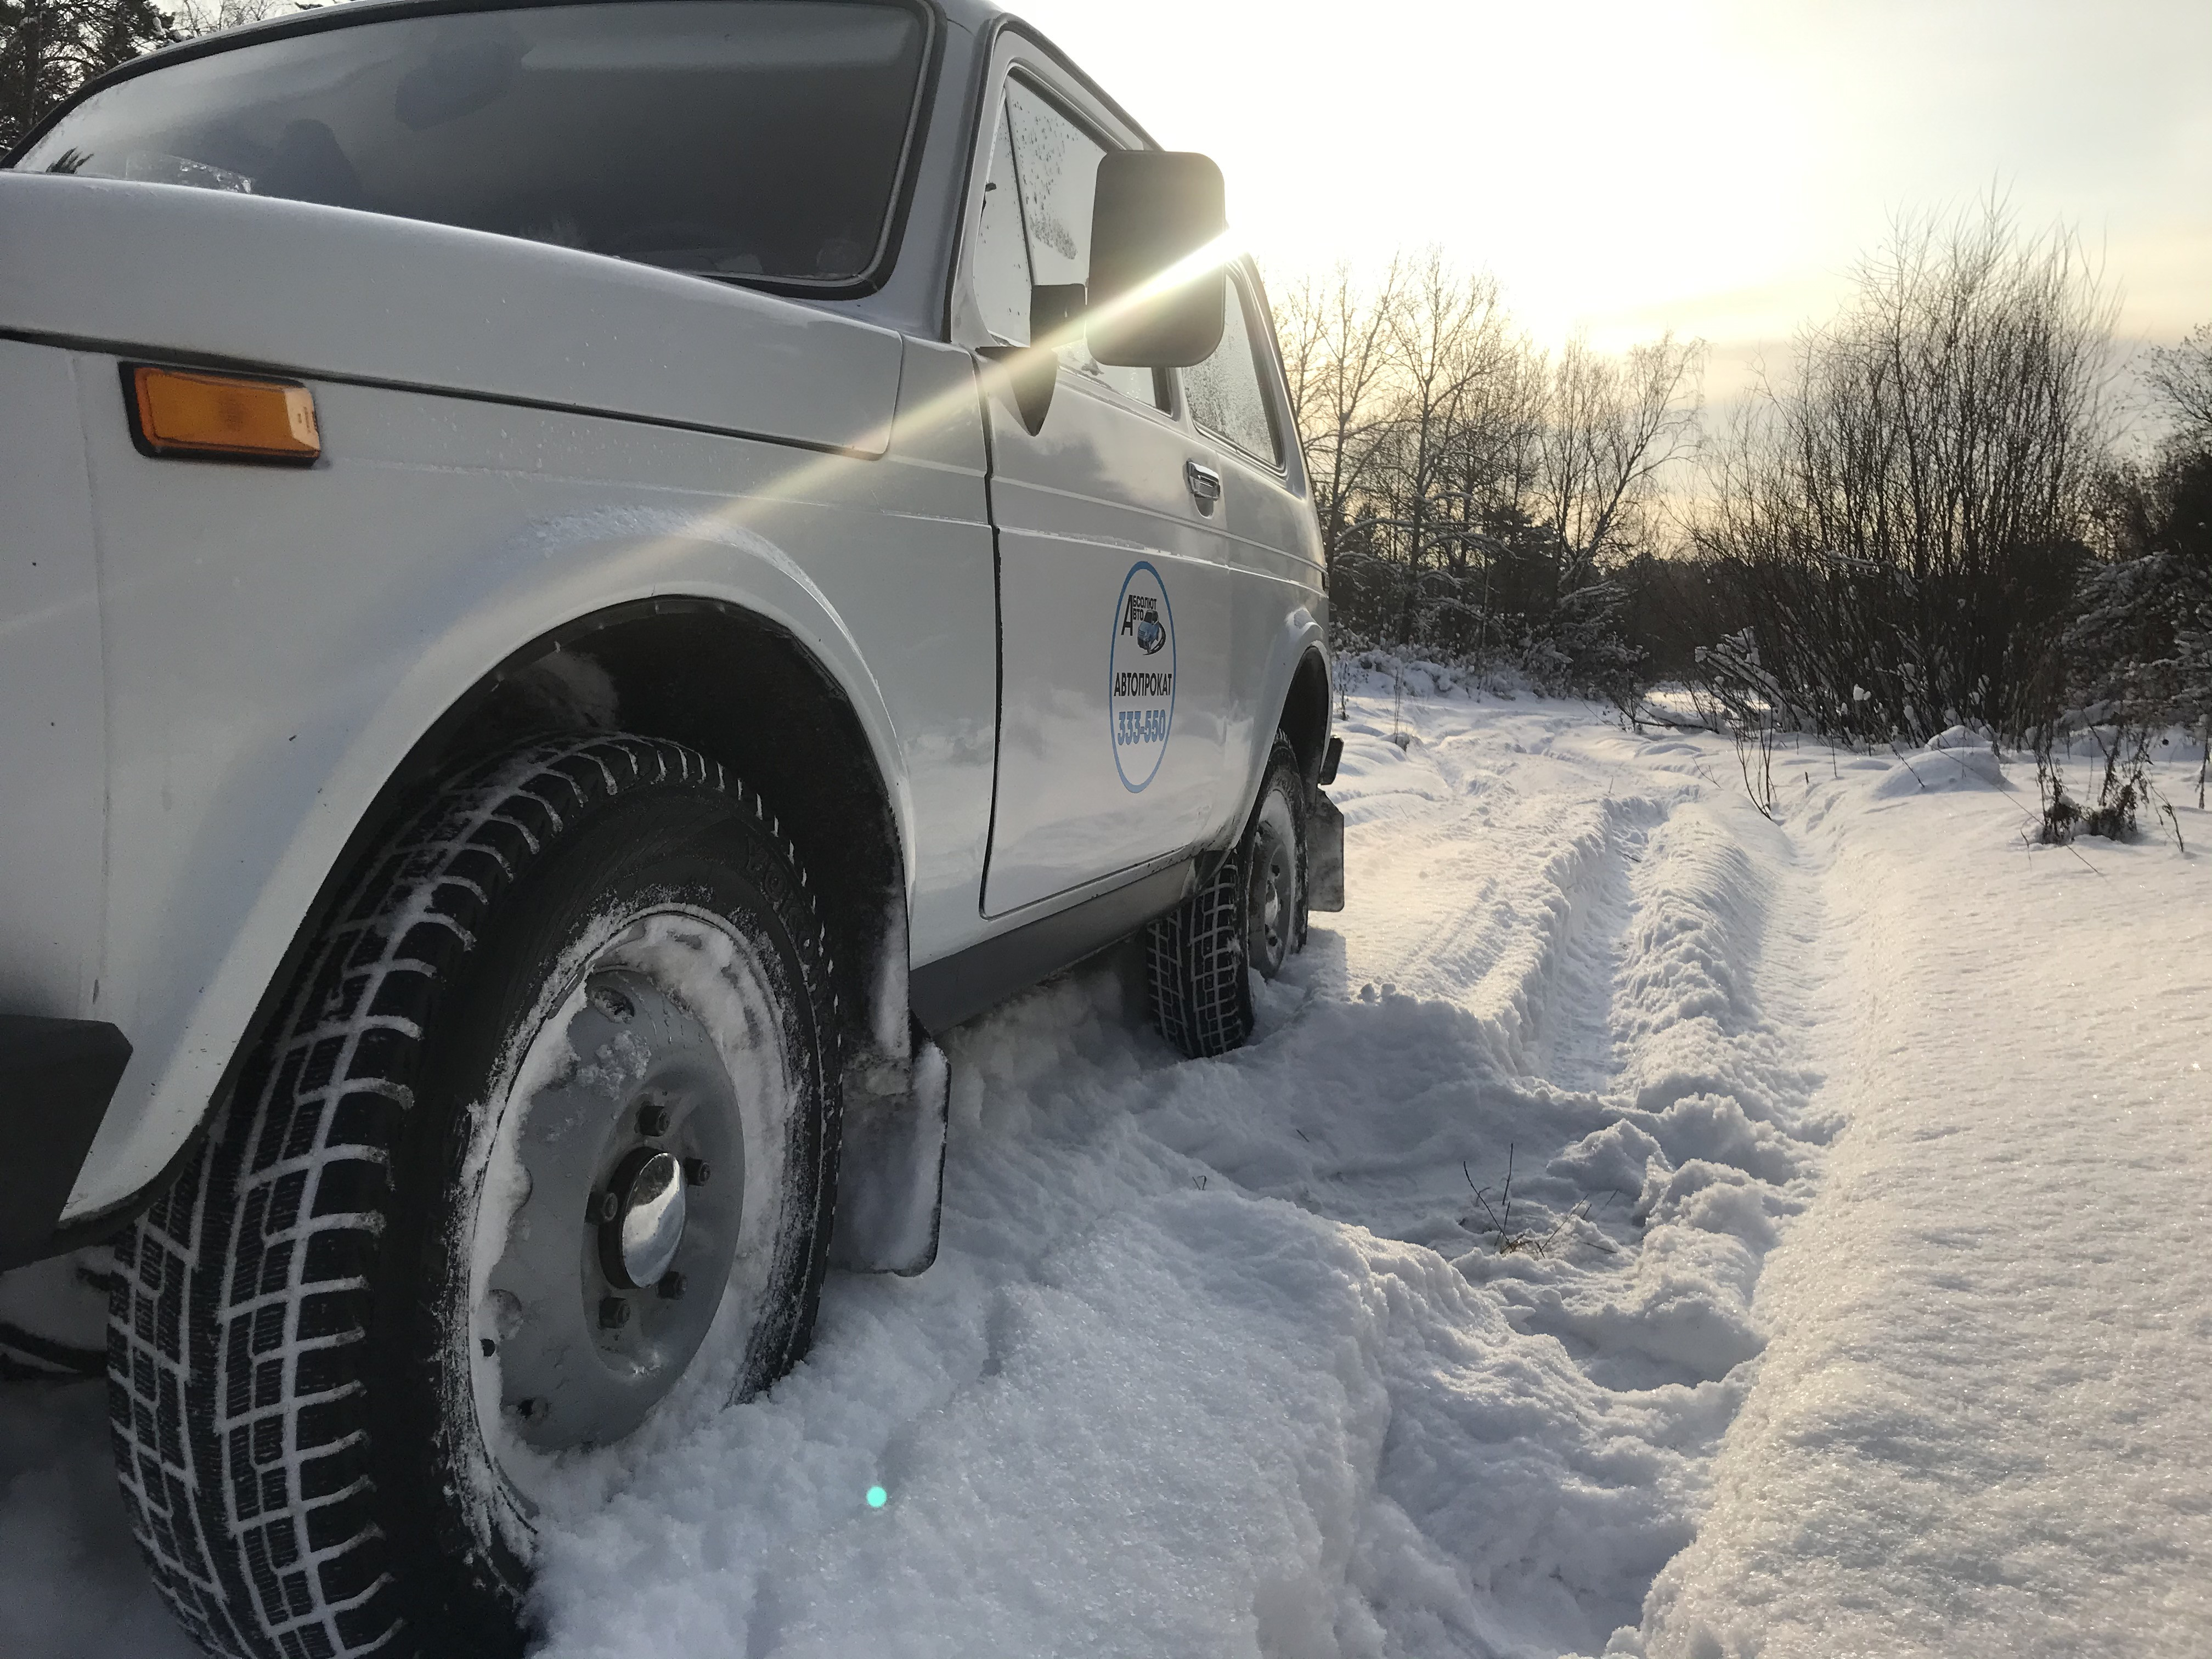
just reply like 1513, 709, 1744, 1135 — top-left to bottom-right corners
7, 12, 2204, 759
1, 0, 285, 150
1278, 205, 2212, 753
1277, 254, 1700, 710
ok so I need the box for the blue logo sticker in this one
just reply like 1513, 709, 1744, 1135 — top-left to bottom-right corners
1110, 561, 1176, 793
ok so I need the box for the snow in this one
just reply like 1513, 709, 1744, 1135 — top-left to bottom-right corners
4, 689, 2209, 1657
1637, 723, 2212, 1658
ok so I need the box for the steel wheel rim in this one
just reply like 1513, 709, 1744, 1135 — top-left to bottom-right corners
467, 906, 794, 1466
1246, 791, 1297, 980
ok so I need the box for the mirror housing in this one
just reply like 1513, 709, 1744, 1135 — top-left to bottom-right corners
976, 284, 1096, 436
1030, 283, 1087, 342
978, 343, 1056, 436
1087, 151, 1228, 369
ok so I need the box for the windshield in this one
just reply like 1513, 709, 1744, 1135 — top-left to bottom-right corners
13, 1, 930, 287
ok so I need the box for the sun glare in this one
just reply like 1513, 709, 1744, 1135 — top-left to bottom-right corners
1012, 0, 2212, 352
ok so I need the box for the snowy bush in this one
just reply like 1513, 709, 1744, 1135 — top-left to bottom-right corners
2056, 432, 2212, 740
1513, 579, 1650, 713
2030, 723, 2187, 846
1684, 204, 2113, 746
2031, 329, 2212, 834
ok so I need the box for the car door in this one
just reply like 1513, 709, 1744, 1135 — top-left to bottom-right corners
959, 66, 1233, 918
1178, 263, 1317, 798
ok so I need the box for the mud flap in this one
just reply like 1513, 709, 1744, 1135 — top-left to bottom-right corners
0, 1248, 110, 1379
828, 1036, 949, 1276
1307, 789, 1346, 912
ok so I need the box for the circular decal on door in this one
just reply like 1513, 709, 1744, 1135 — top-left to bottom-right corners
1110, 560, 1176, 793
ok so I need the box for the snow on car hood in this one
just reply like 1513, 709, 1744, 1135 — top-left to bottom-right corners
0, 173, 904, 457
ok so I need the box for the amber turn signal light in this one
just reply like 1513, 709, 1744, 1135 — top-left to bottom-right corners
123, 363, 320, 465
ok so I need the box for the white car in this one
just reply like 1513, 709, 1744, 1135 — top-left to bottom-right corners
0, 2, 1342, 1651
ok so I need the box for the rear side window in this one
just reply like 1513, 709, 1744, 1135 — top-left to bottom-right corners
1184, 276, 1283, 467
15, 1, 930, 290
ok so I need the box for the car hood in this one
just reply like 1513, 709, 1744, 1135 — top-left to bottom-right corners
0, 173, 903, 456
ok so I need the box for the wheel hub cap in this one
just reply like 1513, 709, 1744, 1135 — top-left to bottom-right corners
602, 1149, 686, 1289
478, 962, 746, 1452
1247, 803, 1296, 979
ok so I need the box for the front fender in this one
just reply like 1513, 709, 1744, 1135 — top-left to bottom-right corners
64, 372, 927, 1224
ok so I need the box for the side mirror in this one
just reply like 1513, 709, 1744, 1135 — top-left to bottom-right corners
1087, 151, 1228, 369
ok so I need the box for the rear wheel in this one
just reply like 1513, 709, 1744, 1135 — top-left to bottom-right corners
107, 735, 840, 1659
1148, 737, 1307, 1058
1241, 744, 1307, 980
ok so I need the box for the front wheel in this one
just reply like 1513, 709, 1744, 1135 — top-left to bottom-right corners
1148, 737, 1308, 1059
108, 736, 840, 1659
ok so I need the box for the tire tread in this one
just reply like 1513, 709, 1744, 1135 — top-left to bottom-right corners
1147, 855, 1252, 1058
1147, 735, 1308, 1060
108, 735, 838, 1659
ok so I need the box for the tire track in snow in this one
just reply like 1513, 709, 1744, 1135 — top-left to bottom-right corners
1322, 701, 1682, 1073
1139, 695, 1841, 1652
0, 696, 1842, 1659
498, 696, 1843, 1658
1634, 738, 2212, 1658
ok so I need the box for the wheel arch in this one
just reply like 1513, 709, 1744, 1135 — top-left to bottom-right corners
309, 596, 910, 1081
1278, 644, 1333, 790
53, 595, 912, 1254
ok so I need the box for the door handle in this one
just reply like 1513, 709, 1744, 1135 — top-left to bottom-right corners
1184, 459, 1222, 515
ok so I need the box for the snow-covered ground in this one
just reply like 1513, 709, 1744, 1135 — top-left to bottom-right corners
5, 690, 2209, 1657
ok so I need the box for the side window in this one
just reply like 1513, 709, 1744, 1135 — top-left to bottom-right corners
1184, 277, 1283, 468
970, 77, 1167, 412
972, 102, 1032, 345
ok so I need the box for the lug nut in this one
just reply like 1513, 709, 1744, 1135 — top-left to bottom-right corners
657, 1271, 686, 1301
479, 1338, 496, 1358
598, 1295, 631, 1330
588, 983, 635, 1022
684, 1158, 710, 1187
592, 1190, 619, 1224
637, 1100, 671, 1137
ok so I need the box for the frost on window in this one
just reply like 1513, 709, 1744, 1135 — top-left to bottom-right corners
1186, 279, 1282, 466
1004, 81, 1085, 276
994, 79, 1160, 410
972, 101, 1034, 344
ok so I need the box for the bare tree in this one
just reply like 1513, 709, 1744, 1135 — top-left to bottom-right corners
1359, 252, 1522, 640
167, 0, 287, 37
1690, 200, 2115, 740
2147, 322, 2212, 444
1266, 247, 1702, 698
1538, 331, 1703, 578
1276, 258, 1405, 580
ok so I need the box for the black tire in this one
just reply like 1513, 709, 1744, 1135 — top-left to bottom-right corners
106, 735, 842, 1659
1148, 737, 1307, 1059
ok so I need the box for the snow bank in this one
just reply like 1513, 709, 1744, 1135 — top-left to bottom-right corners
1631, 738, 2212, 1658
17, 690, 2198, 1659
0, 690, 1835, 1659
515, 695, 1832, 1658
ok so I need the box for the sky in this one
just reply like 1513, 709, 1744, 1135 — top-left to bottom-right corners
1009, 0, 2212, 394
